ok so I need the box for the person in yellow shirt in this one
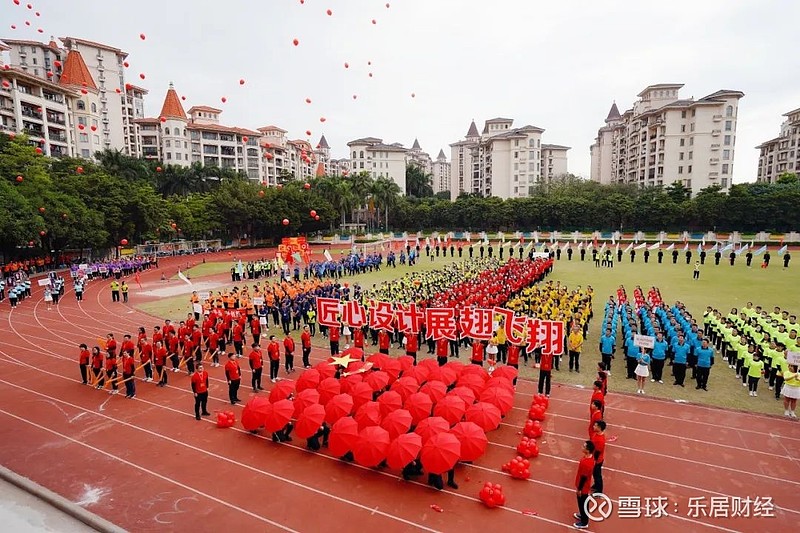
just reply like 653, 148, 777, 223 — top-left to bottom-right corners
568, 323, 585, 372
781, 363, 800, 418
495, 320, 508, 364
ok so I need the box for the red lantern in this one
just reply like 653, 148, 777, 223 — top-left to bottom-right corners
38, 207, 45, 213
120, 238, 128, 246
282, 218, 289, 226
304, 183, 311, 189
314, 215, 320, 221
239, 78, 245, 85
140, 33, 146, 40
160, 117, 166, 122
310, 210, 317, 218
39, 230, 46, 236
76, 166, 84, 174
293, 38, 299, 46
15, 175, 23, 183
156, 166, 162, 172
242, 136, 248, 142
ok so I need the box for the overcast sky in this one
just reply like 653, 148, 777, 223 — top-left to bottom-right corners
5, 0, 800, 182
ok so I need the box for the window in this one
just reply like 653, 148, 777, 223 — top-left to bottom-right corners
690, 123, 695, 132
164, 127, 170, 135
529, 138, 535, 147
679, 152, 684, 160
183, 129, 187, 137
529, 150, 535, 158
688, 165, 692, 173
77, 100, 85, 110
167, 152, 172, 160
726, 105, 733, 117
514, 140, 519, 147
722, 164, 729, 174
92, 119, 98, 128
165, 140, 171, 148
537, 139, 540, 148
514, 162, 518, 170
724, 135, 731, 146
360, 151, 364, 158
91, 103, 97, 113
680, 139, 685, 147
78, 117, 87, 126
681, 111, 686, 118
79, 133, 89, 142
678, 166, 683, 174
680, 125, 686, 132
725, 120, 732, 131
528, 162, 535, 171
176, 153, 182, 161
352, 151, 356, 158
81, 148, 90, 157
513, 175, 518, 182
93, 135, 99, 145
692, 109, 696, 117
723, 149, 730, 160
514, 152, 518, 158
688, 151, 693, 160
689, 137, 694, 146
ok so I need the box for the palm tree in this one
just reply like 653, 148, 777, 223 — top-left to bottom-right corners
334, 179, 356, 229
405, 164, 433, 198
96, 149, 149, 182
348, 171, 373, 227
371, 177, 401, 231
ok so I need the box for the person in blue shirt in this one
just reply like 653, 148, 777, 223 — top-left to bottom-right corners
599, 328, 616, 373
671, 334, 691, 387
650, 332, 668, 384
635, 348, 651, 394
694, 339, 715, 391
625, 335, 639, 379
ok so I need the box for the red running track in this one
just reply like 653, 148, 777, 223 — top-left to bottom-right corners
1, 253, 798, 532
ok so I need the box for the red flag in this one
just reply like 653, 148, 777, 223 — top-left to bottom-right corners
134, 272, 142, 289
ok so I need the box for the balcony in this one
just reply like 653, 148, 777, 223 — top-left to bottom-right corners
43, 92, 64, 104
713, 115, 722, 121
710, 143, 720, 150
712, 130, 721, 136
21, 108, 43, 120
709, 158, 719, 165
47, 114, 65, 124
48, 131, 67, 143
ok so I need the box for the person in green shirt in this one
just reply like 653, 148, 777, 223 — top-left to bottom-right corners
747, 353, 765, 397
740, 343, 755, 388
770, 344, 787, 398
781, 363, 800, 418
726, 328, 740, 368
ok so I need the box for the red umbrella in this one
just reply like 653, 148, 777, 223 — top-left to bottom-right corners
414, 416, 450, 443
241, 396, 270, 431
460, 364, 489, 381
315, 361, 337, 380
377, 390, 403, 417
491, 366, 518, 381
479, 385, 515, 415
264, 399, 294, 433
386, 432, 422, 469
296, 368, 321, 392
450, 421, 488, 461
340, 373, 363, 394
350, 381, 374, 410
355, 401, 382, 429
293, 388, 320, 418
325, 393, 354, 425
433, 395, 467, 426
427, 365, 457, 386
268, 379, 296, 402
407, 364, 431, 384
404, 391, 434, 424
485, 376, 515, 394
418, 358, 439, 371
444, 360, 466, 377
346, 360, 368, 374
328, 416, 359, 457
465, 402, 502, 432
419, 381, 447, 404
295, 403, 326, 439
448, 385, 476, 406
420, 431, 461, 474
341, 346, 364, 361
381, 408, 412, 439
391, 375, 419, 402
383, 358, 402, 382
365, 370, 390, 392
353, 425, 391, 467
366, 353, 389, 368
317, 377, 341, 405
397, 355, 415, 374
457, 373, 487, 396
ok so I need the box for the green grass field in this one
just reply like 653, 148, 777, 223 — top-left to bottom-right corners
137, 252, 800, 416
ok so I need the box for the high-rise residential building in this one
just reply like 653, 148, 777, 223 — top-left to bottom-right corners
346, 137, 409, 192
756, 107, 800, 183
449, 117, 565, 199
590, 84, 744, 193
431, 149, 451, 194
407, 138, 432, 174
540, 144, 570, 182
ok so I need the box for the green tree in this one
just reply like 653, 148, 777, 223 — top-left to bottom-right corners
405, 165, 433, 198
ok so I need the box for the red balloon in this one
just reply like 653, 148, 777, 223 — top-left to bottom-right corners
115, 88, 121, 94
368, 72, 373, 77
386, 2, 390, 7
304, 183, 311, 189
39, 230, 46, 236
239, 78, 245, 85
80, 89, 88, 94
315, 215, 320, 221
46, 71, 53, 77
171, 222, 177, 229
123, 61, 129, 68
293, 38, 299, 46
15, 175, 23, 183
76, 166, 84, 174
160, 117, 166, 122
125, 83, 132, 90
37, 28, 43, 33
305, 97, 312, 104
139, 73, 146, 80
28, 241, 34, 247
320, 117, 326, 123
35, 147, 42, 154
1, 81, 9, 88
38, 207, 45, 213
352, 94, 358, 100
181, 95, 186, 100
305, 130, 312, 136
13, 0, 19, 5
276, 184, 283, 189
242, 136, 248, 142
221, 96, 227, 103
344, 62, 349, 68
120, 239, 129, 246
310, 210, 317, 218
327, 9, 332, 15
372, 19, 377, 24
78, 124, 85, 130
156, 166, 163, 172
140, 33, 146, 40
368, 61, 372, 65
411, 93, 416, 98
90, 125, 97, 131
282, 218, 289, 226
9, 25, 16, 31
54, 60, 62, 68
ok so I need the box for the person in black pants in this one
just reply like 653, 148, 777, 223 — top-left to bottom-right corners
590, 420, 606, 494
224, 352, 241, 404
191, 363, 210, 420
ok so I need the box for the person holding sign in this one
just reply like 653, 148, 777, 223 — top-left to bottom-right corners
635, 347, 650, 394
781, 361, 800, 418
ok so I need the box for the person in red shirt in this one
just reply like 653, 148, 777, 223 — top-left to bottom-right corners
137, 326, 147, 348
78, 343, 90, 385
163, 319, 175, 337
507, 342, 521, 386
328, 323, 340, 356
120, 334, 135, 357
597, 362, 608, 395
590, 420, 607, 494
435, 337, 449, 367
106, 334, 118, 359
301, 325, 312, 368
152, 326, 163, 347
378, 330, 390, 355
248, 343, 264, 392
232, 321, 245, 356
266, 335, 281, 383
224, 352, 241, 404
140, 338, 153, 381
121, 350, 136, 399
590, 380, 605, 416
215, 318, 227, 358
284, 334, 296, 374
353, 327, 365, 351
91, 347, 104, 388
153, 340, 168, 387
191, 325, 202, 362
167, 332, 180, 372
207, 329, 221, 367
405, 332, 418, 365
573, 440, 596, 529
182, 336, 195, 375
186, 312, 196, 332
538, 349, 553, 396
105, 349, 119, 394
250, 316, 261, 346
191, 362, 211, 420
589, 400, 603, 438
470, 340, 485, 366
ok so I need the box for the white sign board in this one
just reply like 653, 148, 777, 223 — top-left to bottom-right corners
37, 278, 51, 287
787, 351, 800, 366
252, 297, 264, 306
198, 292, 211, 301
634, 334, 655, 349
530, 252, 550, 259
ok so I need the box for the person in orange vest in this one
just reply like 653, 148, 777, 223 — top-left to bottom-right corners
405, 332, 418, 365
301, 325, 312, 368
191, 362, 211, 420
266, 335, 281, 383
470, 339, 485, 366
224, 352, 241, 404
284, 333, 296, 374
435, 337, 449, 367
378, 330, 391, 355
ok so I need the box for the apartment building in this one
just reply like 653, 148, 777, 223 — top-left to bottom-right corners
590, 84, 744, 194
756, 107, 800, 183
431, 149, 451, 194
407, 138, 432, 174
347, 137, 409, 193
540, 144, 570, 183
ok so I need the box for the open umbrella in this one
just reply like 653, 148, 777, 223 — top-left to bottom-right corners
350, 381, 374, 411
397, 355, 415, 374
355, 400, 382, 429
427, 365, 457, 386
479, 384, 515, 415
353, 425, 391, 467
340, 373, 363, 394
295, 403, 326, 439
414, 416, 450, 443
491, 366, 518, 382
391, 375, 419, 402
365, 370, 390, 392
293, 388, 320, 418
268, 379, 296, 402
296, 368, 321, 392
418, 358, 439, 371
444, 360, 466, 377
448, 385, 476, 406
264, 398, 294, 433
383, 358, 402, 383
419, 381, 447, 404
366, 353, 389, 369
405, 391, 434, 425
465, 402, 502, 432
315, 361, 337, 380
241, 396, 270, 431
325, 393, 354, 425
420, 431, 461, 474
407, 364, 431, 384
328, 416, 359, 457
460, 364, 489, 381
450, 421, 488, 461
346, 360, 368, 374
485, 376, 515, 394
457, 373, 487, 396
377, 390, 403, 417
317, 377, 341, 405
433, 395, 467, 426
386, 432, 422, 470
341, 346, 364, 361
381, 408, 412, 439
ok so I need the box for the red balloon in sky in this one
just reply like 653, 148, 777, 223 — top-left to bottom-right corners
344, 62, 349, 68
181, 96, 186, 100
239, 79, 245, 85
411, 93, 416, 98
305, 97, 312, 104
372, 19, 377, 24
123, 61, 129, 68
293, 38, 299, 46
386, 2, 390, 7
221, 96, 227, 103
306, 130, 312, 136
115, 88, 121, 94
139, 73, 146, 80
327, 9, 332, 16
368, 72, 373, 78
282, 218, 289, 226
140, 33, 146, 40
9, 25, 15, 30
352, 94, 357, 100
320, 117, 326, 123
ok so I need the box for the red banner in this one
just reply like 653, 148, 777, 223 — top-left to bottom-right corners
316, 298, 564, 356
278, 236, 310, 264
